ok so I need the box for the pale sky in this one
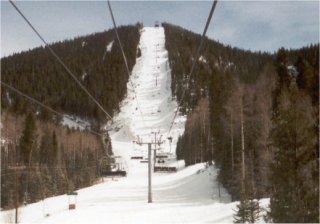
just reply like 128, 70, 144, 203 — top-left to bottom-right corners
1, 1, 319, 57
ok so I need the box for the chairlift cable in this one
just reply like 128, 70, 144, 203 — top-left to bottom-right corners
167, 0, 218, 137
1, 81, 104, 138
107, 0, 148, 130
9, 0, 113, 121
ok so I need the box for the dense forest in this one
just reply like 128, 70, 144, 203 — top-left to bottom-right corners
1, 24, 141, 210
164, 23, 319, 222
1, 24, 141, 122
1, 111, 111, 209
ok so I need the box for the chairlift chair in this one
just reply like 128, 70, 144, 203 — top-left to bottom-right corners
99, 155, 127, 177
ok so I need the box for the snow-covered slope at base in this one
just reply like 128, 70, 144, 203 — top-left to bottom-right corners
1, 27, 270, 223
0, 163, 268, 223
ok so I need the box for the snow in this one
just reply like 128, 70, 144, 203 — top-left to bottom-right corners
106, 40, 114, 52
199, 55, 207, 64
0, 27, 270, 223
226, 61, 234, 68
0, 162, 269, 223
287, 65, 298, 77
61, 115, 90, 130
6, 92, 12, 105
107, 27, 186, 160
0, 138, 6, 147
81, 72, 87, 80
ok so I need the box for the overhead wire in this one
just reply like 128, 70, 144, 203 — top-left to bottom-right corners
107, 0, 148, 130
9, 0, 113, 121
8, 0, 115, 162
1, 81, 104, 138
167, 0, 218, 137
7, 0, 218, 151
1, 81, 115, 170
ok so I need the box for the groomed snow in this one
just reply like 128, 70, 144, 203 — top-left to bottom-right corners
0, 27, 269, 223
0, 161, 268, 223
108, 27, 186, 157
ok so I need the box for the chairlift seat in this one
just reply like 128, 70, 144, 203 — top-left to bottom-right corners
100, 170, 127, 177
154, 166, 177, 172
131, 156, 143, 160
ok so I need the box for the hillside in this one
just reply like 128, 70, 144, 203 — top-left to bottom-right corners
163, 23, 319, 222
163, 23, 273, 111
0, 24, 140, 210
1, 24, 141, 123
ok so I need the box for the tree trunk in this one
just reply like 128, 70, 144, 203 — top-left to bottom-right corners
240, 95, 245, 197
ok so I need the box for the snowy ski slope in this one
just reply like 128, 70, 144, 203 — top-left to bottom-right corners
108, 27, 187, 171
0, 27, 269, 224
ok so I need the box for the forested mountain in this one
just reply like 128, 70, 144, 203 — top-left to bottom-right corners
1, 24, 141, 122
164, 23, 319, 222
1, 24, 141, 209
163, 23, 273, 112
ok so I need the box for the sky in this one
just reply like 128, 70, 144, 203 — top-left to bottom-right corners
1, 0, 319, 57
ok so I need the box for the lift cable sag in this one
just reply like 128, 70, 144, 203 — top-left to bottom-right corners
9, 0, 113, 121
107, 0, 148, 130
167, 0, 218, 137
1, 81, 104, 138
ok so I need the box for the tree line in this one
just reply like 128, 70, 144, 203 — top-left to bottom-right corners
1, 110, 108, 210
163, 23, 319, 223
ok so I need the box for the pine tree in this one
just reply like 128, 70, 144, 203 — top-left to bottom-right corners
19, 112, 37, 164
234, 198, 260, 223
39, 130, 51, 165
269, 87, 319, 222
50, 131, 58, 166
247, 199, 260, 223
275, 48, 291, 88
234, 199, 250, 223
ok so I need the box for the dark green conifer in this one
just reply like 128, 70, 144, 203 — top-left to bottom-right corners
19, 112, 37, 164
269, 88, 319, 222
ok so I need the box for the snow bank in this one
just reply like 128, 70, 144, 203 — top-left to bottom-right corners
61, 115, 90, 130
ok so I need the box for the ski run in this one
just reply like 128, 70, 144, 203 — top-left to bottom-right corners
1, 27, 269, 223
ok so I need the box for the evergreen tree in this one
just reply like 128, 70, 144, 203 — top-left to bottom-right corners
39, 130, 51, 165
50, 131, 58, 166
295, 55, 319, 105
19, 112, 37, 164
269, 87, 319, 222
234, 199, 250, 223
234, 198, 260, 223
273, 48, 290, 115
275, 47, 291, 88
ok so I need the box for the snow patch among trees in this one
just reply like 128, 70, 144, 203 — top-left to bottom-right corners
61, 115, 90, 130
106, 40, 114, 52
